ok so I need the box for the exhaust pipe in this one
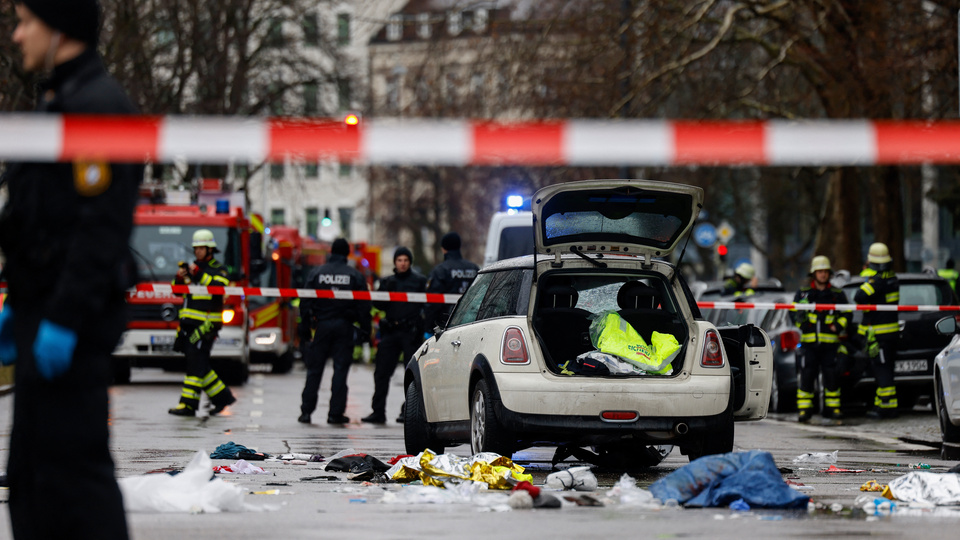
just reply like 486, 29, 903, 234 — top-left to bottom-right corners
673, 422, 689, 436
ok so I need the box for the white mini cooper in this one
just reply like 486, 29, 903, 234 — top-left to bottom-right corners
403, 180, 773, 467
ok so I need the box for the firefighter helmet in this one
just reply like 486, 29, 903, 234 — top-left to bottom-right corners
735, 262, 755, 280
192, 229, 217, 249
810, 255, 832, 274
867, 242, 891, 264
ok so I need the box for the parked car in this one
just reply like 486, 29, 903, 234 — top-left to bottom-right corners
402, 179, 774, 468
839, 273, 959, 409
933, 315, 960, 460
713, 291, 799, 413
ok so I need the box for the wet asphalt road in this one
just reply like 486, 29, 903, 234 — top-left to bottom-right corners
0, 362, 958, 539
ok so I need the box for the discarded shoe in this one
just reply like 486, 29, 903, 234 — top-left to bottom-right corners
168, 404, 195, 417
327, 415, 350, 424
297, 414, 311, 424
210, 394, 236, 416
361, 413, 386, 424
797, 409, 812, 423
545, 466, 598, 491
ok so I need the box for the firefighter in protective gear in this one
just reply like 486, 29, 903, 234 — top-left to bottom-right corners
792, 256, 850, 422
854, 242, 900, 419
938, 258, 958, 291
168, 229, 237, 416
722, 262, 756, 297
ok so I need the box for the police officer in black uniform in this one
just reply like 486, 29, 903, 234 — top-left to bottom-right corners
0, 1, 140, 537
423, 232, 479, 331
298, 238, 371, 424
362, 247, 426, 424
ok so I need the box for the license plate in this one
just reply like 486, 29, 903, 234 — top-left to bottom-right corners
894, 359, 928, 373
150, 335, 175, 345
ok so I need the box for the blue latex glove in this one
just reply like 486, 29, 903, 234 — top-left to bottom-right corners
0, 307, 15, 365
33, 320, 78, 380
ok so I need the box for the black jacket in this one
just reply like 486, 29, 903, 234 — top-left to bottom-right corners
0, 48, 142, 348
854, 267, 900, 341
424, 250, 479, 329
300, 254, 371, 333
792, 282, 850, 345
176, 258, 231, 331
376, 268, 427, 332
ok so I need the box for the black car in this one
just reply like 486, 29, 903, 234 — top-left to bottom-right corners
838, 272, 959, 410
712, 291, 799, 413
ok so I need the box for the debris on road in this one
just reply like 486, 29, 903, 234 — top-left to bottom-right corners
820, 465, 865, 474
792, 451, 838, 464
119, 451, 279, 513
604, 474, 662, 508
886, 472, 960, 506
649, 450, 810, 509
386, 450, 532, 489
209, 442, 270, 461
859, 480, 886, 493
544, 466, 597, 491
212, 460, 272, 475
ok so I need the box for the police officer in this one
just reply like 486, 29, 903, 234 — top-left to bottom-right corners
854, 242, 900, 419
722, 262, 756, 297
423, 232, 479, 331
792, 256, 850, 422
0, 1, 139, 537
298, 238, 371, 424
362, 247, 427, 424
168, 230, 237, 417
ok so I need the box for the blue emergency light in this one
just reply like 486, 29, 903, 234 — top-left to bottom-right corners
215, 199, 230, 215
506, 195, 524, 208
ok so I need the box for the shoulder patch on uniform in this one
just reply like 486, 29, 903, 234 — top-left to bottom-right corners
73, 161, 111, 196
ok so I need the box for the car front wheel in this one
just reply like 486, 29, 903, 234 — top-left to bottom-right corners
936, 374, 960, 460
404, 381, 444, 455
470, 379, 512, 456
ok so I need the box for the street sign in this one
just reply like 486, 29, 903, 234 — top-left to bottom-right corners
718, 220, 736, 244
693, 223, 718, 248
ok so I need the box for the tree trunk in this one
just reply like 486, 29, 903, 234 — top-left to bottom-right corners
815, 168, 862, 273
870, 167, 905, 271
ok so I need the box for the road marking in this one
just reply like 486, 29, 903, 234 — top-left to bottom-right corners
253, 397, 264, 405
773, 418, 933, 451
250, 410, 263, 418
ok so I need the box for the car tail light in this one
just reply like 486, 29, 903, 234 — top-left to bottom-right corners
780, 329, 800, 353
501, 327, 529, 365
601, 411, 638, 422
701, 329, 724, 368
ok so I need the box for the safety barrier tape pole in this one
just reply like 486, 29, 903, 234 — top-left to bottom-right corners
4, 115, 960, 165
126, 283, 960, 311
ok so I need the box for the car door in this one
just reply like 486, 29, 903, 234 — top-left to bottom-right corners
420, 273, 492, 422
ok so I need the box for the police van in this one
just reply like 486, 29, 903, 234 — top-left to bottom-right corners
482, 211, 534, 267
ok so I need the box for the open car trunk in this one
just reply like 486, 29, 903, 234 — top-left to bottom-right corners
532, 271, 689, 377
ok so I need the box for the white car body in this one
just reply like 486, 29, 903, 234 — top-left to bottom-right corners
934, 316, 960, 459
404, 180, 773, 465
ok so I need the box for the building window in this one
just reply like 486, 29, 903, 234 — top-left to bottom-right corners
387, 14, 402, 41
417, 13, 431, 39
305, 207, 319, 237
337, 13, 351, 45
339, 163, 352, 177
470, 72, 485, 97
338, 207, 353, 238
270, 163, 284, 179
338, 79, 351, 110
265, 18, 284, 48
303, 83, 318, 115
475, 8, 488, 32
462, 11, 474, 31
233, 163, 249, 179
271, 208, 286, 226
386, 74, 401, 112
447, 12, 461, 36
304, 162, 319, 178
302, 12, 319, 46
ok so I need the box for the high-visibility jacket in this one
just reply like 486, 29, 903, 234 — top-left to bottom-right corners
176, 258, 231, 341
792, 283, 850, 345
592, 312, 679, 374
938, 268, 958, 291
854, 269, 899, 342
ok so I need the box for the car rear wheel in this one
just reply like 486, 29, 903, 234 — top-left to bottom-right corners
936, 375, 960, 460
598, 443, 673, 470
404, 381, 444, 455
470, 380, 512, 456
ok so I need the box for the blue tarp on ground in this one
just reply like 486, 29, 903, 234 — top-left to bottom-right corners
649, 450, 810, 509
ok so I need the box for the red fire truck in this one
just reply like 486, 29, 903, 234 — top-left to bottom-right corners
112, 181, 265, 385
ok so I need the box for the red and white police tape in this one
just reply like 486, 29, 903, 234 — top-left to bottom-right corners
130, 283, 960, 312
3, 115, 960, 165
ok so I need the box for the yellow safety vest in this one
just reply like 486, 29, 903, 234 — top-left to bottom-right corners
593, 312, 679, 374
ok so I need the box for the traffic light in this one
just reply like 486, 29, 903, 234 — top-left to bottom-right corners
322, 209, 332, 227
717, 244, 728, 262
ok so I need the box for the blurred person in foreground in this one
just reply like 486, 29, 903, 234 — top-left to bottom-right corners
0, 1, 141, 537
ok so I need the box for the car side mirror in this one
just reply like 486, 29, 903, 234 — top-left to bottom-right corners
935, 316, 958, 336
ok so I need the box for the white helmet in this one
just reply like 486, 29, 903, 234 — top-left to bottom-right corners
810, 255, 832, 274
867, 242, 891, 264
192, 229, 217, 249
735, 262, 755, 280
